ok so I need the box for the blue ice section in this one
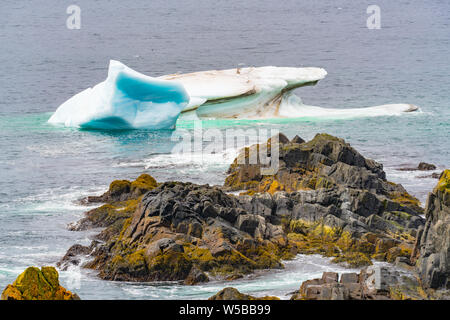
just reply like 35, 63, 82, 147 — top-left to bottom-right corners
80, 117, 133, 130
116, 71, 188, 104
48, 60, 190, 130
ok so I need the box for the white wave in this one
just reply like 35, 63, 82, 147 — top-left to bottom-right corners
114, 147, 239, 172
4, 185, 104, 214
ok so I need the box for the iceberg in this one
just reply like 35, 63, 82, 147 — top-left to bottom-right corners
48, 60, 190, 130
161, 67, 418, 120
49, 60, 418, 130
160, 66, 328, 118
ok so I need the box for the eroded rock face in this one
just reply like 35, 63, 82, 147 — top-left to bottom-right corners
290, 267, 425, 300
81, 173, 157, 204
225, 133, 423, 213
1, 267, 79, 300
414, 170, 450, 289
81, 182, 292, 282
61, 133, 426, 283
225, 134, 424, 268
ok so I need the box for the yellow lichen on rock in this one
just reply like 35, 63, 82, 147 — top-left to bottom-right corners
1, 266, 79, 300
436, 170, 450, 193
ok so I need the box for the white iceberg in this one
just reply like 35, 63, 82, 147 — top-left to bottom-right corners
160, 66, 328, 118
49, 60, 418, 130
48, 60, 190, 130
161, 67, 418, 119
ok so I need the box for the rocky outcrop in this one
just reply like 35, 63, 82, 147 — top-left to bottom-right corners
291, 267, 426, 300
61, 133, 425, 283
82, 173, 157, 204
70, 174, 157, 242
71, 182, 293, 282
399, 162, 437, 171
1, 267, 80, 300
209, 287, 279, 300
225, 133, 423, 212
225, 133, 424, 267
413, 170, 450, 289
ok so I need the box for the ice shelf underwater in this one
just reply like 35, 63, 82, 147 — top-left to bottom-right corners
48, 60, 418, 130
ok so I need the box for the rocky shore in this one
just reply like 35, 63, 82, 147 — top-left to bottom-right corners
413, 170, 449, 290
1, 267, 79, 300
5, 132, 445, 300
57, 133, 431, 286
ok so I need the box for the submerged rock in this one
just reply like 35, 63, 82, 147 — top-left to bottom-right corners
399, 162, 437, 171
418, 162, 437, 171
414, 170, 450, 289
1, 266, 80, 300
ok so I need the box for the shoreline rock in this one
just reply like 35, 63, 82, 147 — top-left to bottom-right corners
398, 162, 437, 172
208, 287, 279, 300
413, 170, 449, 289
60, 133, 426, 286
290, 267, 426, 300
1, 266, 80, 300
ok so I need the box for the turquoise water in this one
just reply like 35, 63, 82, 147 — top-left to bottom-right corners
0, 0, 449, 299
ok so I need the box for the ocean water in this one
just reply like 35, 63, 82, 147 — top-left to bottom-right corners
0, 0, 448, 299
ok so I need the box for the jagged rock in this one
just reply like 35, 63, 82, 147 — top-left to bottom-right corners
71, 182, 293, 282
291, 135, 305, 144
208, 287, 279, 300
414, 170, 450, 289
184, 266, 209, 285
82, 174, 157, 204
291, 267, 405, 300
1, 267, 80, 300
57, 243, 93, 270
61, 133, 426, 284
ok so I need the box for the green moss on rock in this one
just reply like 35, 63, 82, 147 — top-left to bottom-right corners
1, 267, 79, 300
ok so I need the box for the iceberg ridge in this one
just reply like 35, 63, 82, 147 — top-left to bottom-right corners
48, 60, 419, 130
48, 60, 189, 130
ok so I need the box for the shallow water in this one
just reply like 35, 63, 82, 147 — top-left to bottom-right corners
0, 0, 449, 299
